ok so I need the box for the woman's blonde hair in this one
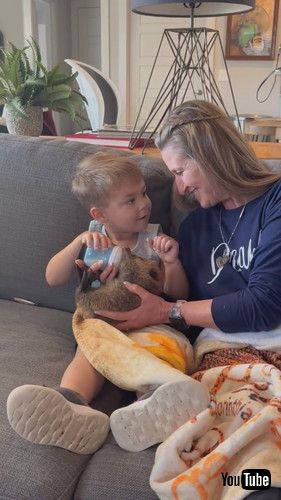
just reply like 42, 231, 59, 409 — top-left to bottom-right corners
155, 100, 281, 198
72, 152, 143, 212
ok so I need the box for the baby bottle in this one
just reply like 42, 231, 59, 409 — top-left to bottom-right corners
83, 245, 124, 270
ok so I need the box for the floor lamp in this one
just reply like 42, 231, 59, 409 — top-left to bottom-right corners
129, 0, 255, 149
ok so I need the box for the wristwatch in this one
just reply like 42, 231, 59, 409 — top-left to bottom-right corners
168, 300, 188, 329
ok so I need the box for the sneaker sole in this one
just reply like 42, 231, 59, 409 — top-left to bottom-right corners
110, 379, 209, 452
7, 385, 109, 455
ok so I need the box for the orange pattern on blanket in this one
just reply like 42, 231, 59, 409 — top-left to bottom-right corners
202, 452, 228, 479
171, 468, 208, 500
182, 428, 225, 469
270, 398, 281, 410
132, 333, 187, 372
206, 428, 225, 453
209, 366, 232, 395
208, 365, 268, 396
151, 364, 281, 500
171, 452, 228, 500
270, 417, 281, 448
242, 411, 261, 427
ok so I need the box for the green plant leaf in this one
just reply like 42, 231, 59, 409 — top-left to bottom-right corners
6, 97, 29, 118
72, 88, 88, 104
47, 72, 77, 87
27, 37, 42, 78
0, 37, 87, 122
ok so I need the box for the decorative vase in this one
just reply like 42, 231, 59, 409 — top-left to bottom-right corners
5, 106, 43, 136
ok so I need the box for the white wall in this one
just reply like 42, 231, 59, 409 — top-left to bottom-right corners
108, 0, 121, 91
0, 0, 24, 48
49, 0, 72, 66
106, 3, 281, 125
43, 0, 73, 134
2, 1, 281, 130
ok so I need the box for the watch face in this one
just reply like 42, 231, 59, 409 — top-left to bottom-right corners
170, 303, 182, 321
169, 301, 187, 329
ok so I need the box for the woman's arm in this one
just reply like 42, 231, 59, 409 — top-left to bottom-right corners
94, 282, 217, 331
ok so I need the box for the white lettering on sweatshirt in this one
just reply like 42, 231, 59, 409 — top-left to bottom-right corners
208, 238, 257, 284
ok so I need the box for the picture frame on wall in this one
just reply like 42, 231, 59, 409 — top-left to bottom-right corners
225, 0, 280, 60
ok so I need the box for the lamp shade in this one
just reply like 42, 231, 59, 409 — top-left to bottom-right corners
131, 0, 255, 17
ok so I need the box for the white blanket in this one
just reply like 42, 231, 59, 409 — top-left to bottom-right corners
150, 363, 281, 499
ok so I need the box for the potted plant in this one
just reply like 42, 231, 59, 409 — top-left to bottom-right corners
0, 38, 87, 136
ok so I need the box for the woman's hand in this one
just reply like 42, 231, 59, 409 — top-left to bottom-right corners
94, 282, 171, 331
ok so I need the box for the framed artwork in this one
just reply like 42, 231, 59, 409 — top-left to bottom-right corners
225, 0, 280, 60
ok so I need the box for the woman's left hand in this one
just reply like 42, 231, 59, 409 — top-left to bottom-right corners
94, 282, 171, 331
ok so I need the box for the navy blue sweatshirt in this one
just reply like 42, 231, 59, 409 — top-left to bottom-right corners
178, 179, 281, 333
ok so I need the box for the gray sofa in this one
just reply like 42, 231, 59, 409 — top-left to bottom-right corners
0, 134, 181, 500
1, 135, 280, 500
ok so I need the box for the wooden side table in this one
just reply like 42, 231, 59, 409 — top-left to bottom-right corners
132, 143, 281, 160
44, 136, 281, 160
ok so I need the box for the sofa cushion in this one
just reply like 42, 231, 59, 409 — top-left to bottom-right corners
0, 135, 173, 313
0, 299, 159, 499
74, 435, 157, 500
0, 299, 90, 500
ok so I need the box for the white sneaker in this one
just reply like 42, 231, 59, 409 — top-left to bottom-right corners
110, 379, 210, 452
7, 385, 110, 455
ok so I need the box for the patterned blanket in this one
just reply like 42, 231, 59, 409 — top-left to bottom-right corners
150, 361, 281, 499
73, 315, 281, 498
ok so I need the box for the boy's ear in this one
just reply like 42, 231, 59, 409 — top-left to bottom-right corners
90, 206, 107, 223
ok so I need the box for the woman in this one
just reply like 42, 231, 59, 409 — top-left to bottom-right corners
98, 100, 281, 370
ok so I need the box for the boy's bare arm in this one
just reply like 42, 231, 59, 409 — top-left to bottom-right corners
46, 231, 113, 287
150, 235, 189, 299
45, 233, 85, 286
163, 259, 189, 299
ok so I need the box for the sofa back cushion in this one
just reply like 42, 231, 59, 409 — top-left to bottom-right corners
0, 135, 173, 312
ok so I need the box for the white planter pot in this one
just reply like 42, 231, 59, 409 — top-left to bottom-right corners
5, 106, 43, 136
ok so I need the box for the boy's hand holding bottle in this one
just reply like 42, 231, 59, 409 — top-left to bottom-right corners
76, 232, 117, 283
81, 231, 113, 250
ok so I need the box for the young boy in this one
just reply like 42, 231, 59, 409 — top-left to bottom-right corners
7, 153, 206, 455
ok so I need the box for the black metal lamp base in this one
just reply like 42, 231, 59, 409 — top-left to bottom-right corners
129, 27, 240, 150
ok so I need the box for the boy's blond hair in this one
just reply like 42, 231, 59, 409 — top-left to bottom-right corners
72, 152, 143, 212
